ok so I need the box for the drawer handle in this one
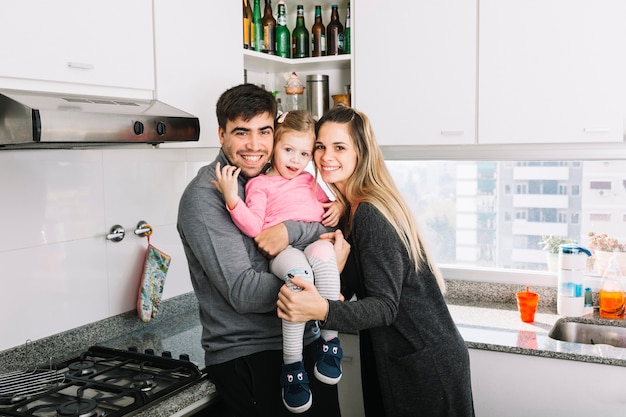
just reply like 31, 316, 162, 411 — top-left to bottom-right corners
67, 62, 94, 70
584, 127, 610, 133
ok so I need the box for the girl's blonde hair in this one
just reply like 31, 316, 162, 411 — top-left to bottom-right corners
315, 106, 446, 294
274, 110, 316, 147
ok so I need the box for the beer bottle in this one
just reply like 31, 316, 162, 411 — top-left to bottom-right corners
262, 0, 276, 55
326, 4, 344, 55
344, 2, 351, 54
253, 0, 264, 52
276, 2, 291, 58
311, 5, 326, 57
243, 0, 253, 49
292, 4, 309, 58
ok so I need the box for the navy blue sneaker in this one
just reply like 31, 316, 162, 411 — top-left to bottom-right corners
280, 361, 312, 413
314, 337, 343, 385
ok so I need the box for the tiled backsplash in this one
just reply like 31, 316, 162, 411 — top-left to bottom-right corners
0, 147, 217, 352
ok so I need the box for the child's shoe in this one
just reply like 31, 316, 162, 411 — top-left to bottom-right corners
314, 337, 343, 385
280, 361, 312, 413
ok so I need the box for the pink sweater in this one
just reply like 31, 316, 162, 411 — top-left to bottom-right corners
229, 172, 330, 238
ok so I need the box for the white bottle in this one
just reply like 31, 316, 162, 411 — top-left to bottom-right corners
557, 244, 591, 317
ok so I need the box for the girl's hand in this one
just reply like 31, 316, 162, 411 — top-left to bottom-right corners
211, 162, 241, 210
277, 276, 328, 322
321, 200, 344, 227
320, 229, 350, 273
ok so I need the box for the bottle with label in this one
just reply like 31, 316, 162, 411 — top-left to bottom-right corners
599, 257, 626, 319
276, 1, 290, 58
343, 2, 351, 54
292, 4, 309, 58
326, 4, 344, 55
243, 0, 253, 49
311, 5, 326, 57
253, 0, 264, 52
262, 0, 276, 55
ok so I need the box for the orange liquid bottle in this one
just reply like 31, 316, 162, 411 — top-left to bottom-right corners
599, 257, 625, 319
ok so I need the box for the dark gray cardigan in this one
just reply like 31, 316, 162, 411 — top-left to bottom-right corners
325, 203, 475, 417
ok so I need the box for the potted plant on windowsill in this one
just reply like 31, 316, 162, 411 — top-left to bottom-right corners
587, 232, 626, 276
539, 235, 575, 272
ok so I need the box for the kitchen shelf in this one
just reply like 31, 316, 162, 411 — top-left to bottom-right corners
243, 49, 351, 74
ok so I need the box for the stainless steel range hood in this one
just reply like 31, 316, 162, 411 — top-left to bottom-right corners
0, 89, 200, 148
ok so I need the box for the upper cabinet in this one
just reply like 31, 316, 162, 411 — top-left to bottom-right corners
479, 0, 626, 144
153, 0, 243, 148
355, 0, 477, 146
0, 0, 155, 98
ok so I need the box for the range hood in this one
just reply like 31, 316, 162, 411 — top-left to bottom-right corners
0, 89, 200, 148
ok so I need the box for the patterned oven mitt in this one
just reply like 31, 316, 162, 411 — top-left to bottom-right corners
137, 240, 171, 323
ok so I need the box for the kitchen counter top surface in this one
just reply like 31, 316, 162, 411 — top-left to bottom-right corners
3, 290, 626, 416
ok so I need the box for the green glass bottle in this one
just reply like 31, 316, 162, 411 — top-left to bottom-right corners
276, 1, 290, 58
344, 2, 351, 54
291, 4, 309, 58
253, 0, 264, 52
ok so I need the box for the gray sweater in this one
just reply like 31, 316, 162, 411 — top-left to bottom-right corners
325, 202, 474, 417
177, 151, 327, 366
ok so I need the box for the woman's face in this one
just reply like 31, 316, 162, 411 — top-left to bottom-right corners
314, 121, 358, 196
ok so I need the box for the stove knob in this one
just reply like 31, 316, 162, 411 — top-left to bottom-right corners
162, 351, 172, 358
145, 348, 155, 355
128, 346, 139, 352
179, 353, 190, 361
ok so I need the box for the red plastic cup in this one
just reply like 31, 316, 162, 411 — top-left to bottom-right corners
516, 286, 540, 323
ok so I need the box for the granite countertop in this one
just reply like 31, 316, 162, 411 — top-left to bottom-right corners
3, 287, 626, 416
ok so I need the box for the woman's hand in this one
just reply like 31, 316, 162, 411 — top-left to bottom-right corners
320, 229, 350, 273
277, 277, 329, 322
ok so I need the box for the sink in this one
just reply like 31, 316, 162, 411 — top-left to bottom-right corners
548, 319, 626, 348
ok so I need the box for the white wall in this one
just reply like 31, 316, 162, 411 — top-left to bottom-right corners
0, 147, 218, 352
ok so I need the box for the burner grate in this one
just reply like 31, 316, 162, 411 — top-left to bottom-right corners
0, 369, 65, 404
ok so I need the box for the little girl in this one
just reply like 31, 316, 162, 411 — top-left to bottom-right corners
212, 110, 343, 414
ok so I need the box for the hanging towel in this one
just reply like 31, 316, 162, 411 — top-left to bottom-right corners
137, 239, 171, 322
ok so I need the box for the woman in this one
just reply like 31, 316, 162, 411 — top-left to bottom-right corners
277, 106, 475, 417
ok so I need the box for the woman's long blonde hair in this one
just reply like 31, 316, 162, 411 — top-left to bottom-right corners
315, 106, 446, 294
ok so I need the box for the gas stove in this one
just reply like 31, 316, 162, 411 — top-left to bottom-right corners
0, 346, 202, 417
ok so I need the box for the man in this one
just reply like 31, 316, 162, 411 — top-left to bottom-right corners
177, 83, 341, 416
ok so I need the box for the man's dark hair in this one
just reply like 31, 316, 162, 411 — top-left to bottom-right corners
216, 84, 277, 130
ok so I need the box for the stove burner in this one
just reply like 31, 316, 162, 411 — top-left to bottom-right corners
130, 373, 156, 391
56, 398, 98, 417
68, 360, 96, 376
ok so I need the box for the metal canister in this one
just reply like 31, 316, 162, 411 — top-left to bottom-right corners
306, 74, 329, 120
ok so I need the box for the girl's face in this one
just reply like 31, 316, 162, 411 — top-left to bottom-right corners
270, 131, 315, 179
314, 121, 357, 196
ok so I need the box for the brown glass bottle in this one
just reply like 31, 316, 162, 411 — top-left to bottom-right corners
262, 0, 276, 55
311, 5, 326, 57
243, 0, 253, 49
326, 4, 344, 55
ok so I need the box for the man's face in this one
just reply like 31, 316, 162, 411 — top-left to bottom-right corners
219, 113, 274, 178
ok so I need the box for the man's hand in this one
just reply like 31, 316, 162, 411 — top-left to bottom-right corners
255, 223, 289, 258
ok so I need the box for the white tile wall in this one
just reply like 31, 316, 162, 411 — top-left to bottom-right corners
0, 147, 218, 352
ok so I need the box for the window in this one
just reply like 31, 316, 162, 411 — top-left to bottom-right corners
385, 160, 626, 284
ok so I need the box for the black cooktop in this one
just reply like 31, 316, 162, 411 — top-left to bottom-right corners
0, 346, 202, 417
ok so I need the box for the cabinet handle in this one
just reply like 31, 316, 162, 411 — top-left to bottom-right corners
583, 127, 610, 133
67, 62, 94, 70
440, 130, 464, 136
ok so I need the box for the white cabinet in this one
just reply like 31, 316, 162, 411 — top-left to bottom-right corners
0, 0, 154, 97
154, 0, 243, 148
355, 0, 477, 146
479, 0, 626, 144
469, 348, 626, 416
